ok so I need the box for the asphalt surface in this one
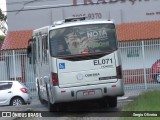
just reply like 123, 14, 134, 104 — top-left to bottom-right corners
0, 89, 144, 120
0, 89, 141, 111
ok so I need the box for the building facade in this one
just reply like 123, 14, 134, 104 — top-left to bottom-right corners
1, 0, 160, 93
6, 0, 160, 31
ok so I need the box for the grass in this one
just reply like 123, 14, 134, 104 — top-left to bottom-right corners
120, 90, 160, 120
12, 90, 160, 120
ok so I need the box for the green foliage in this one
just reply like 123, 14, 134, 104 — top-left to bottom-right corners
0, 35, 5, 41
0, 9, 7, 21
120, 90, 160, 120
0, 9, 7, 35
123, 90, 160, 111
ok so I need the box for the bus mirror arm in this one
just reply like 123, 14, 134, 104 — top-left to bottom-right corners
27, 45, 31, 57
27, 38, 33, 64
27, 38, 33, 57
27, 45, 32, 65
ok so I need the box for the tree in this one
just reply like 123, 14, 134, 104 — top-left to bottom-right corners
0, 9, 7, 21
0, 9, 7, 35
0, 35, 5, 41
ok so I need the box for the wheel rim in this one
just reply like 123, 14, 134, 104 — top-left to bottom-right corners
156, 75, 160, 82
12, 99, 23, 106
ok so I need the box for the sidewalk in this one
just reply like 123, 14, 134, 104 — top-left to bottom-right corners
123, 89, 145, 97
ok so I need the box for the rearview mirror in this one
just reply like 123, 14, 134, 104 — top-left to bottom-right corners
27, 45, 32, 58
27, 38, 33, 64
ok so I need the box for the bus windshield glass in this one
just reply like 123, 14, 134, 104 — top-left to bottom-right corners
49, 23, 117, 56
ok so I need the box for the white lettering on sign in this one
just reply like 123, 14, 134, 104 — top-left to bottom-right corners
87, 29, 108, 40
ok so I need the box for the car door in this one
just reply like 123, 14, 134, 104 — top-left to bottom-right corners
0, 82, 13, 105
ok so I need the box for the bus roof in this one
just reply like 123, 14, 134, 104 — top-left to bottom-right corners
33, 19, 115, 36
51, 19, 115, 30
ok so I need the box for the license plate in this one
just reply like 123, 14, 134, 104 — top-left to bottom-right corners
83, 90, 95, 96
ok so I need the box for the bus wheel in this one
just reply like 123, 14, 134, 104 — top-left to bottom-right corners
46, 86, 58, 112
47, 99, 57, 112
37, 82, 45, 104
99, 98, 108, 108
108, 96, 117, 108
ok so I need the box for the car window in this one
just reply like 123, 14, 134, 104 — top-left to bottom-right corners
0, 82, 13, 90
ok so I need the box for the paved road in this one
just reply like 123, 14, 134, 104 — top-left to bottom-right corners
0, 90, 144, 120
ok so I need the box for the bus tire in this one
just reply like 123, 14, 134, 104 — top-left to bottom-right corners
108, 96, 117, 108
99, 98, 108, 108
37, 81, 45, 104
46, 85, 58, 112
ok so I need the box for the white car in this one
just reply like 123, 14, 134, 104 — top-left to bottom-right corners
0, 81, 32, 106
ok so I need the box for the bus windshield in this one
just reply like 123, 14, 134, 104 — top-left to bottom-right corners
49, 23, 117, 56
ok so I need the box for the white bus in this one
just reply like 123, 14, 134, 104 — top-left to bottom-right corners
27, 17, 124, 112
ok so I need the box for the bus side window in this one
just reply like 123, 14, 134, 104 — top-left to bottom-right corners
32, 38, 36, 64
42, 35, 48, 63
36, 36, 42, 63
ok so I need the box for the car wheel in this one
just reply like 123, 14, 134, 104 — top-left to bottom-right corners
10, 97, 25, 106
156, 74, 160, 83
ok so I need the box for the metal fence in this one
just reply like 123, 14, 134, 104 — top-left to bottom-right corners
1, 40, 160, 98
0, 50, 36, 98
119, 39, 160, 90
